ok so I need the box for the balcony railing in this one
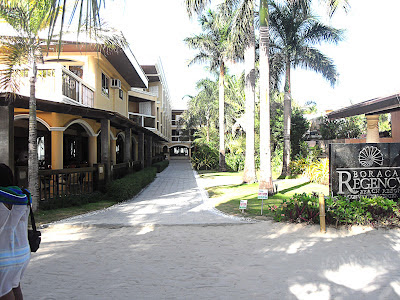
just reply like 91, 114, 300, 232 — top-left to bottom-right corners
2, 64, 94, 107
129, 112, 156, 128
171, 135, 192, 142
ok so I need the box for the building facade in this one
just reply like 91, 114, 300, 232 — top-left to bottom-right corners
0, 40, 172, 203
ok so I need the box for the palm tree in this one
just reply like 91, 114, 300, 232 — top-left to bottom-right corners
0, 1, 127, 210
220, 0, 257, 183
269, 0, 342, 177
184, 9, 233, 171
258, 0, 274, 192
0, 0, 54, 210
182, 78, 219, 143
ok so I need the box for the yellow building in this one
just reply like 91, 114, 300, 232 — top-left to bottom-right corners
0, 40, 172, 201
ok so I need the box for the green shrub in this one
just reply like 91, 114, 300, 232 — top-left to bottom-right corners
191, 144, 219, 170
106, 167, 157, 202
152, 160, 169, 173
303, 158, 329, 185
225, 152, 245, 172
270, 194, 400, 228
40, 191, 106, 210
268, 193, 320, 223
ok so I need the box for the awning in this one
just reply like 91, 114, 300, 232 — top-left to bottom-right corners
327, 93, 400, 119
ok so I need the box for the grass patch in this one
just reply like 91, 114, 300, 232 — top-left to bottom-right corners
35, 200, 116, 226
209, 176, 329, 219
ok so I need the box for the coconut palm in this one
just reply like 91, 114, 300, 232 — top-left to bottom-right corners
0, 0, 55, 210
258, 0, 274, 192
0, 0, 127, 210
182, 78, 219, 143
269, 0, 342, 177
220, 0, 257, 183
184, 9, 233, 171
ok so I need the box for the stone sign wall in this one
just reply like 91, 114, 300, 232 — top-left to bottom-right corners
330, 143, 400, 200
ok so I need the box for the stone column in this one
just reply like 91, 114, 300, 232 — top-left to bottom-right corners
366, 115, 380, 143
88, 136, 97, 167
124, 128, 132, 162
111, 139, 116, 165
0, 104, 14, 172
101, 119, 111, 181
146, 135, 153, 168
51, 130, 64, 169
138, 132, 145, 169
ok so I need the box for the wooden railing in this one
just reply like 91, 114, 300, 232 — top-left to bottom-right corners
38, 167, 95, 201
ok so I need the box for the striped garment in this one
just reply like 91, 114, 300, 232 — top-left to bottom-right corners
0, 186, 31, 296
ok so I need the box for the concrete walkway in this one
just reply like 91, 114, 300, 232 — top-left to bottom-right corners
21, 159, 400, 300
57, 159, 248, 227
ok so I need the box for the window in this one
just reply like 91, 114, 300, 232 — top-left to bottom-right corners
101, 72, 109, 97
119, 89, 123, 100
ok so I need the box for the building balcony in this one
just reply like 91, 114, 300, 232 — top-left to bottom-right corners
129, 112, 156, 128
2, 64, 95, 107
171, 135, 192, 142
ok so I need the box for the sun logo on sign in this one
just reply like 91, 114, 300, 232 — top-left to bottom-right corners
358, 146, 384, 167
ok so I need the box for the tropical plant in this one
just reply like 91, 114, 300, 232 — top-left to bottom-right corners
320, 115, 365, 140
181, 78, 219, 143
269, 0, 342, 178
220, 0, 257, 183
258, 0, 274, 193
185, 9, 235, 171
0, 0, 127, 210
303, 158, 329, 185
0, 0, 55, 210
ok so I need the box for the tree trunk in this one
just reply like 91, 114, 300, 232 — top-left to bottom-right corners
258, 0, 274, 193
243, 3, 257, 184
28, 59, 39, 211
219, 62, 226, 171
281, 60, 292, 178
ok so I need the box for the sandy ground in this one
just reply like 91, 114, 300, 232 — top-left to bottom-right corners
20, 160, 400, 300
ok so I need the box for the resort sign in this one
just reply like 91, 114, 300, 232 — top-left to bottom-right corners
330, 143, 400, 200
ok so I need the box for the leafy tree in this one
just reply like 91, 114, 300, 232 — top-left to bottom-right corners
0, 0, 126, 210
320, 115, 365, 140
0, 0, 55, 210
269, 0, 342, 177
185, 9, 235, 171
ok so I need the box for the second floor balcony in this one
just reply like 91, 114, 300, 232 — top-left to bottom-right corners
129, 112, 156, 129
2, 64, 94, 107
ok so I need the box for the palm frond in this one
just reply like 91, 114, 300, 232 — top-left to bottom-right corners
296, 46, 338, 86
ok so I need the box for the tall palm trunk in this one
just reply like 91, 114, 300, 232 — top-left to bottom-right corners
28, 57, 39, 210
281, 60, 292, 177
243, 3, 257, 184
258, 0, 274, 192
219, 62, 226, 171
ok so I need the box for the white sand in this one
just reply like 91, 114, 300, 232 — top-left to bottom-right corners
20, 160, 400, 299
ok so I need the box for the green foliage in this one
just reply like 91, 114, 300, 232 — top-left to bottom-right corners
191, 143, 219, 170
320, 115, 365, 140
40, 191, 105, 210
268, 193, 320, 223
152, 160, 169, 173
379, 113, 391, 136
303, 158, 329, 185
40, 167, 158, 210
270, 93, 309, 157
289, 145, 322, 175
226, 152, 245, 171
270, 194, 400, 227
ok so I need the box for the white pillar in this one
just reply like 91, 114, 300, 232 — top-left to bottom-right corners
366, 115, 380, 143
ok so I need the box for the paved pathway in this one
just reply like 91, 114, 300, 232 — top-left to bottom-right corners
57, 159, 247, 227
21, 159, 400, 300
